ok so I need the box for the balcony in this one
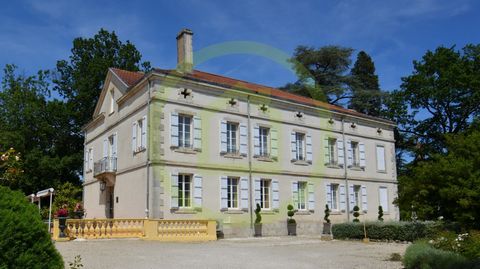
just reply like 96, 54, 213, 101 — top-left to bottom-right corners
94, 157, 117, 177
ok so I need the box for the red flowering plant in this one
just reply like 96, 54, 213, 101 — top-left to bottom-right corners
56, 205, 69, 218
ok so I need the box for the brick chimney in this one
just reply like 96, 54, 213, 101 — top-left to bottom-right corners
176, 28, 193, 73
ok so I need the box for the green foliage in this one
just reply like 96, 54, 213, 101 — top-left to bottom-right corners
324, 204, 331, 224
53, 182, 82, 218
352, 205, 360, 222
0, 148, 23, 187
332, 221, 439, 242
287, 204, 296, 224
429, 231, 480, 260
388, 253, 402, 262
378, 206, 384, 222
0, 186, 63, 268
403, 242, 469, 269
68, 255, 84, 269
396, 129, 480, 228
254, 203, 262, 224
349, 51, 383, 116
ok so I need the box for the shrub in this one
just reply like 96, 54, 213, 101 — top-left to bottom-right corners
254, 203, 262, 224
352, 205, 360, 222
0, 186, 64, 269
332, 221, 438, 242
403, 242, 469, 269
378, 206, 384, 221
287, 204, 296, 224
324, 204, 330, 224
430, 230, 480, 260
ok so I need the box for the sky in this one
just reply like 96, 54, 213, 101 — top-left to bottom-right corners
0, 0, 479, 92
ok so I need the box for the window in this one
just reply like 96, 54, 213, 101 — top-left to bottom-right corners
376, 145, 386, 171
227, 177, 239, 208
259, 127, 269, 157
330, 184, 339, 210
260, 179, 271, 209
328, 138, 337, 165
109, 89, 114, 114
178, 114, 192, 148
298, 182, 307, 210
178, 174, 192, 208
133, 117, 147, 152
88, 148, 93, 171
226, 122, 238, 154
351, 141, 360, 167
295, 132, 306, 161
379, 187, 389, 212
353, 185, 361, 207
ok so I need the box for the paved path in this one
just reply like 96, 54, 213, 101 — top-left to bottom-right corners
56, 237, 408, 269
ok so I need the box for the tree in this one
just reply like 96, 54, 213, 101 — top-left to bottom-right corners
0, 148, 23, 187
286, 45, 354, 105
396, 128, 480, 228
349, 51, 383, 116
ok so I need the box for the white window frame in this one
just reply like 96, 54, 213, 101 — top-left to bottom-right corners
351, 141, 360, 167
353, 185, 361, 207
295, 132, 306, 161
260, 179, 271, 209
330, 184, 339, 210
379, 186, 389, 213
178, 114, 193, 148
297, 181, 308, 210
227, 177, 239, 209
376, 145, 386, 172
259, 127, 270, 157
328, 138, 337, 165
109, 89, 115, 114
226, 122, 239, 154
178, 174, 192, 208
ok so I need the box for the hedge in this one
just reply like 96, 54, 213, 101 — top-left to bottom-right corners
0, 186, 64, 269
403, 242, 477, 269
332, 221, 440, 242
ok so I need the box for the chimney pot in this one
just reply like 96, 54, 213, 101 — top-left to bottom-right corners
176, 28, 194, 73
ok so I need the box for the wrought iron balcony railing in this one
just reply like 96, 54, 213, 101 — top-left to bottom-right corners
93, 157, 117, 176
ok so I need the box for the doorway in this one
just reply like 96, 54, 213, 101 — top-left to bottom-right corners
106, 186, 114, 218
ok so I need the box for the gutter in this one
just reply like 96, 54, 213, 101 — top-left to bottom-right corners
341, 117, 350, 222
247, 95, 254, 233
145, 79, 151, 218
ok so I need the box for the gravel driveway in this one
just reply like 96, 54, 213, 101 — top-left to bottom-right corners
56, 237, 408, 269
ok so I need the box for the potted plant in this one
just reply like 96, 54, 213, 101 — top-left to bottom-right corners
322, 204, 331, 234
378, 205, 384, 221
254, 203, 262, 237
353, 205, 360, 222
73, 202, 84, 219
287, 204, 296, 236
56, 204, 69, 238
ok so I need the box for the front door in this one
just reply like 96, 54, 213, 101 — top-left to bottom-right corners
106, 186, 114, 218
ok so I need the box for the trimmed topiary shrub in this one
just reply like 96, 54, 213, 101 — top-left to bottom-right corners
254, 203, 262, 224
332, 221, 439, 242
0, 186, 64, 269
403, 242, 470, 269
352, 205, 360, 222
378, 206, 384, 222
287, 204, 296, 224
324, 204, 330, 223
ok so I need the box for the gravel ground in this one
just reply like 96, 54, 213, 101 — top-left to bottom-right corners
56, 236, 408, 269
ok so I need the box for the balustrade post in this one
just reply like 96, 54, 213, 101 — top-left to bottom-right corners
143, 219, 157, 240
52, 219, 59, 240
206, 220, 217, 241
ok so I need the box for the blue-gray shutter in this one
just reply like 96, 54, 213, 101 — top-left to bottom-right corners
337, 139, 344, 166
193, 175, 202, 209
103, 138, 108, 158
239, 124, 248, 156
193, 116, 202, 150
270, 128, 278, 159
290, 132, 297, 161
171, 113, 179, 147
112, 133, 118, 157
253, 126, 260, 156
324, 137, 331, 165
306, 134, 313, 163
359, 142, 366, 168
141, 116, 147, 149
254, 178, 261, 206
308, 182, 315, 212
291, 181, 299, 209
339, 184, 346, 211
220, 176, 228, 210
132, 121, 137, 152
272, 179, 279, 210
325, 183, 332, 209
349, 184, 355, 212
220, 120, 227, 153
240, 177, 249, 211
347, 140, 353, 167
361, 185, 368, 212
171, 173, 179, 209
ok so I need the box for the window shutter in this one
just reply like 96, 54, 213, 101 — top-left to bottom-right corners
132, 122, 137, 152
171, 113, 179, 147
337, 139, 344, 166
89, 149, 93, 171
325, 183, 332, 209
349, 184, 355, 212
324, 137, 330, 165
193, 116, 202, 150
290, 132, 297, 161
103, 138, 108, 158
239, 124, 248, 156
141, 116, 147, 149
220, 120, 227, 153
359, 142, 366, 168
308, 182, 315, 212
112, 133, 118, 157
270, 128, 278, 159
347, 140, 353, 166
220, 176, 228, 210
376, 145, 386, 171
361, 185, 368, 212
291, 181, 299, 209
254, 178, 261, 206
84, 150, 89, 172
339, 184, 346, 211
272, 179, 280, 210
171, 173, 179, 209
253, 126, 260, 156
240, 177, 249, 211
306, 134, 313, 163
193, 175, 202, 209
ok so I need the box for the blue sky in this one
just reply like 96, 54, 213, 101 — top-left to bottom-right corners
1, 0, 479, 91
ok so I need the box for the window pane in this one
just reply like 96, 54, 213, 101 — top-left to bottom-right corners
227, 123, 238, 153
331, 185, 338, 210
228, 177, 238, 208
298, 182, 307, 210
259, 127, 269, 156
296, 133, 305, 160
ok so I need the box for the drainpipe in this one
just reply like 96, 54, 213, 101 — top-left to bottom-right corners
145, 79, 151, 218
341, 117, 350, 222
247, 95, 254, 233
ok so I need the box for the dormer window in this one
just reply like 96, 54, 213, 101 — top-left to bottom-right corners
109, 89, 115, 114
